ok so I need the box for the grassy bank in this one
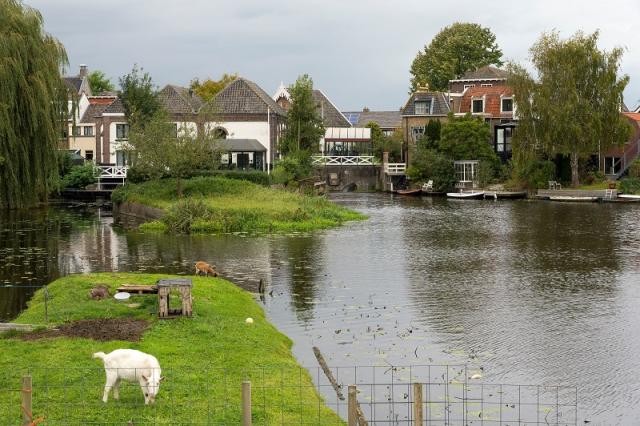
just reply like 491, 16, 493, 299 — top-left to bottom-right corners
112, 176, 365, 234
0, 273, 343, 424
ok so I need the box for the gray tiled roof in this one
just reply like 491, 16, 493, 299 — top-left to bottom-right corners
219, 138, 266, 152
313, 90, 351, 127
158, 85, 204, 114
401, 92, 451, 116
457, 66, 508, 81
80, 103, 110, 123
63, 77, 83, 93
102, 98, 125, 114
214, 78, 286, 116
343, 111, 402, 129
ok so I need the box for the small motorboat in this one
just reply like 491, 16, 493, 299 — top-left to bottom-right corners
618, 194, 640, 200
446, 191, 485, 199
396, 188, 422, 196
548, 196, 598, 202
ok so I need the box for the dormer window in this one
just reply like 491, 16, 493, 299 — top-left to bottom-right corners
414, 100, 431, 115
472, 99, 484, 113
501, 98, 514, 113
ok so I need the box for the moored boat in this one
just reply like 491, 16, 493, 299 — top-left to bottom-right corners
548, 196, 598, 202
446, 191, 485, 199
396, 188, 422, 196
484, 191, 527, 200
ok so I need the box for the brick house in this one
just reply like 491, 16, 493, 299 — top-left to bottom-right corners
457, 86, 516, 162
400, 89, 451, 162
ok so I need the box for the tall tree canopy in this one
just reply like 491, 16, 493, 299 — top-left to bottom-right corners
0, 0, 69, 209
88, 70, 115, 94
190, 73, 238, 102
280, 75, 325, 155
119, 65, 160, 129
508, 31, 630, 187
410, 22, 503, 92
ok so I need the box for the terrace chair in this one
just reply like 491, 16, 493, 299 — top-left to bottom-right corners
548, 180, 562, 190
422, 180, 434, 191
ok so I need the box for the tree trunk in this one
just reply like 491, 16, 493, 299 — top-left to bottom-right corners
176, 177, 183, 198
570, 151, 580, 188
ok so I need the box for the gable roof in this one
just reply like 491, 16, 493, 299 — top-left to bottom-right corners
102, 97, 125, 114
401, 91, 451, 116
313, 90, 351, 127
459, 86, 514, 116
80, 103, 111, 123
452, 66, 509, 82
158, 85, 204, 114
215, 78, 286, 116
63, 77, 83, 93
343, 110, 402, 129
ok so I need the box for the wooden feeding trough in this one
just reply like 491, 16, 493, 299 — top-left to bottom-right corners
157, 278, 193, 319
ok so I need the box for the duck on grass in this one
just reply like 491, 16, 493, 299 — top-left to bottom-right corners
0, 273, 342, 424
112, 176, 366, 234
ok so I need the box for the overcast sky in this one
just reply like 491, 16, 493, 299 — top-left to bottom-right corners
28, 0, 640, 111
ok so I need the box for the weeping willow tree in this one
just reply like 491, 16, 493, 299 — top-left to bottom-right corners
0, 0, 69, 209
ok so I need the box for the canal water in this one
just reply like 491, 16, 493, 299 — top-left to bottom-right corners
2, 195, 640, 424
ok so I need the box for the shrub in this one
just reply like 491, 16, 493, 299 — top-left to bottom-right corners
272, 153, 313, 186
628, 159, 640, 178
162, 198, 214, 233
60, 164, 97, 189
515, 160, 556, 190
407, 148, 457, 192
619, 177, 640, 195
476, 160, 496, 188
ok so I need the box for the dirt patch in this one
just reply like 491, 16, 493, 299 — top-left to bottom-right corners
20, 318, 150, 342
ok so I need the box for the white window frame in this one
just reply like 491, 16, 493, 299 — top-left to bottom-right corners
463, 84, 476, 91
414, 100, 431, 115
501, 97, 514, 113
481, 83, 493, 88
471, 97, 484, 114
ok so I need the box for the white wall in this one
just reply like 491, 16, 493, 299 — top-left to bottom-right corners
213, 121, 271, 165
108, 121, 128, 164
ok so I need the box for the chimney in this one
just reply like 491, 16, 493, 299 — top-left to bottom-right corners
362, 107, 370, 112
79, 64, 88, 78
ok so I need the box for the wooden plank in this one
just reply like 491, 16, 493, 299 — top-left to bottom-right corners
0, 323, 34, 332
413, 383, 423, 425
116, 285, 158, 294
313, 346, 345, 400
348, 385, 357, 426
242, 381, 252, 426
22, 375, 32, 426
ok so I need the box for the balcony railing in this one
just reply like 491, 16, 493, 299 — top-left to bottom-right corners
95, 165, 128, 178
311, 155, 379, 166
384, 163, 407, 175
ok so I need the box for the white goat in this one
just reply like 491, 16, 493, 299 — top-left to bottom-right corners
93, 349, 164, 405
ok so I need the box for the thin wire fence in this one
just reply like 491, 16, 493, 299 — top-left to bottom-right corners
0, 365, 577, 425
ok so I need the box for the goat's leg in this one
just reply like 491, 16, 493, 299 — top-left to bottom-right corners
102, 372, 117, 403
112, 378, 120, 400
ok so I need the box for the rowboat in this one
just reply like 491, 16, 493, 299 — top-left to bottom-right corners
618, 194, 640, 200
396, 188, 422, 196
446, 191, 485, 200
548, 196, 598, 202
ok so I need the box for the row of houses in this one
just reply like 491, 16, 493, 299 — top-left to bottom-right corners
62, 65, 640, 177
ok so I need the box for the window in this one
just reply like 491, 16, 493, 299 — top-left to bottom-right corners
83, 126, 93, 137
72, 126, 81, 137
414, 100, 431, 115
496, 128, 513, 153
85, 150, 94, 161
115, 124, 130, 139
481, 83, 493, 88
411, 126, 425, 141
501, 98, 514, 113
463, 84, 476, 91
172, 123, 178, 138
472, 99, 484, 113
213, 127, 228, 139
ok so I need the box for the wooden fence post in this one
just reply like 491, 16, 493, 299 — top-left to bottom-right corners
348, 385, 357, 426
21, 375, 32, 426
242, 381, 252, 426
413, 383, 423, 426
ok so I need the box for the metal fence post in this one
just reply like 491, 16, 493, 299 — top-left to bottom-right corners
413, 383, 423, 426
348, 385, 357, 426
21, 375, 32, 426
242, 380, 252, 426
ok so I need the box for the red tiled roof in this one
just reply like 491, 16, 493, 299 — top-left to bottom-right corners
459, 86, 514, 117
623, 112, 640, 123
88, 96, 117, 105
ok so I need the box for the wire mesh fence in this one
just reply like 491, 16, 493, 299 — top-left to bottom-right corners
0, 365, 577, 425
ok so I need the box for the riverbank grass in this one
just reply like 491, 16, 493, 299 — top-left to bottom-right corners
0, 273, 343, 424
112, 176, 365, 234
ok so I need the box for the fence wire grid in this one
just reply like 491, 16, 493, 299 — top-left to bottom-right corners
0, 364, 577, 425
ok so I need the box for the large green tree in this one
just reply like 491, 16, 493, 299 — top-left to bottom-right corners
88, 70, 115, 94
0, 0, 69, 209
280, 75, 325, 155
410, 22, 503, 92
439, 113, 498, 165
125, 108, 222, 197
119, 65, 160, 129
508, 31, 630, 187
190, 73, 238, 102
366, 122, 402, 162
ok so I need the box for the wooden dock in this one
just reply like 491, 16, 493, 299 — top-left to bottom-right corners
537, 189, 618, 200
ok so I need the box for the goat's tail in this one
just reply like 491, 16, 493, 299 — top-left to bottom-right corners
92, 351, 106, 360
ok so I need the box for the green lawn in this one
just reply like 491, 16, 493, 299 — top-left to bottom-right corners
0, 273, 343, 425
112, 176, 365, 234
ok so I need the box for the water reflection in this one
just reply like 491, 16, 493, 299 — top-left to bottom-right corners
4, 196, 640, 422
